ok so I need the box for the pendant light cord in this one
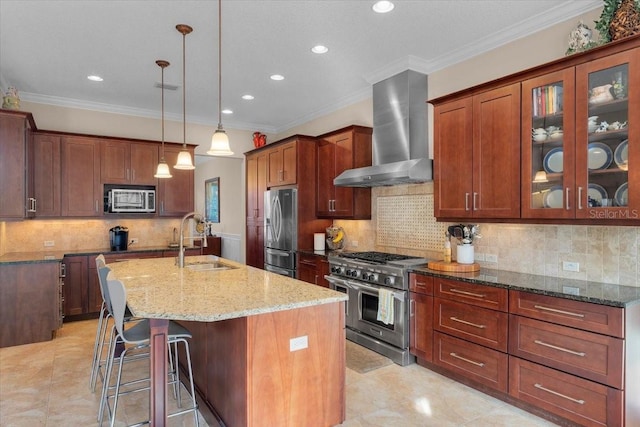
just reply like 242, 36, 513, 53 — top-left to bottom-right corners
183, 30, 187, 148
217, 0, 223, 129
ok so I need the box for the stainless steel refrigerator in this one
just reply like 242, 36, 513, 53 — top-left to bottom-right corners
264, 187, 298, 277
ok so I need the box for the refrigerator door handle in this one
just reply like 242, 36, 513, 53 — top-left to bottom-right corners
266, 248, 290, 257
272, 195, 283, 242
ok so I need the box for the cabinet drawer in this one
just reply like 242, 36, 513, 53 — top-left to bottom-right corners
509, 315, 623, 389
434, 332, 508, 393
509, 357, 622, 427
409, 273, 433, 295
434, 278, 507, 311
509, 290, 624, 338
434, 297, 508, 351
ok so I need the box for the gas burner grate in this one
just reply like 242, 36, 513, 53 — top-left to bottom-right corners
340, 251, 419, 264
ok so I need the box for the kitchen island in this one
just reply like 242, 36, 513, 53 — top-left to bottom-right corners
107, 255, 347, 427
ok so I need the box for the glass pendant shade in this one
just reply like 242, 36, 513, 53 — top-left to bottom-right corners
533, 170, 548, 183
174, 149, 195, 169
208, 127, 234, 156
154, 159, 172, 178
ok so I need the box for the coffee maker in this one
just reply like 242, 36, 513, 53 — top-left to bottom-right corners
109, 226, 129, 251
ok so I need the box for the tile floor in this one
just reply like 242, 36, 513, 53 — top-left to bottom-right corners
0, 320, 557, 427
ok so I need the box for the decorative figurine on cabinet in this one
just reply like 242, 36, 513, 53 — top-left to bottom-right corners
566, 21, 597, 55
2, 86, 20, 110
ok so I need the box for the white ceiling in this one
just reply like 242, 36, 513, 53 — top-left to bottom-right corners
0, 1, 600, 134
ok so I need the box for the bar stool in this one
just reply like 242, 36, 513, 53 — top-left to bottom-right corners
90, 255, 140, 392
100, 274, 198, 427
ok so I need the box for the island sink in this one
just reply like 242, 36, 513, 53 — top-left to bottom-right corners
184, 256, 235, 271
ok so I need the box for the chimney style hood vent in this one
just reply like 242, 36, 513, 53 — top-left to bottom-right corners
334, 70, 432, 187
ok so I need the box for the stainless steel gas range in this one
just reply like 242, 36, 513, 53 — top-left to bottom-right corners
326, 251, 427, 366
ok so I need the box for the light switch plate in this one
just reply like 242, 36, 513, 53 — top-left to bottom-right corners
485, 254, 498, 263
44, 240, 55, 247
563, 261, 579, 272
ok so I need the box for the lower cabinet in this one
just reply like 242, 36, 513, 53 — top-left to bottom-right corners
0, 262, 62, 347
297, 252, 329, 287
408, 273, 637, 426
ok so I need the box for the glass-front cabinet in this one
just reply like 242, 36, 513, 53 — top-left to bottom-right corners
576, 50, 637, 220
522, 49, 638, 221
522, 69, 575, 218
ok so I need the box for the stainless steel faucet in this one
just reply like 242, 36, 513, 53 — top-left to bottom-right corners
177, 211, 208, 267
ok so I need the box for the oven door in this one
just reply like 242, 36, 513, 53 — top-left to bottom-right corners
325, 275, 354, 328
350, 280, 408, 350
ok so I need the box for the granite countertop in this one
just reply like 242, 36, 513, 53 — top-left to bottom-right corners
106, 255, 348, 322
411, 265, 640, 308
0, 246, 202, 265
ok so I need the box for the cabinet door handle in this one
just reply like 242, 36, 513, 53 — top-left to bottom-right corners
131, 169, 135, 182
410, 299, 415, 317
533, 305, 585, 318
450, 316, 486, 329
465, 193, 470, 211
449, 288, 486, 299
534, 339, 586, 357
126, 168, 130, 181
95, 200, 99, 212
577, 187, 583, 210
534, 383, 585, 405
565, 187, 570, 210
450, 352, 485, 367
472, 192, 478, 211
161, 201, 164, 213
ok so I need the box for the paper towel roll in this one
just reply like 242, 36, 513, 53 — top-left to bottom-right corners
314, 233, 325, 251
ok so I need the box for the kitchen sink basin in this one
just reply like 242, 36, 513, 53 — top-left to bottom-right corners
184, 260, 236, 271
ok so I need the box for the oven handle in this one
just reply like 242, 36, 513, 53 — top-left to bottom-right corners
347, 280, 405, 301
324, 275, 353, 289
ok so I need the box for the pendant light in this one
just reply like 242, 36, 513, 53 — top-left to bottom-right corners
174, 24, 196, 170
207, 0, 234, 156
154, 60, 172, 178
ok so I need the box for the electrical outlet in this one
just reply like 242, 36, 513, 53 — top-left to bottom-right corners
44, 240, 55, 247
563, 261, 580, 272
474, 253, 485, 261
130, 238, 139, 244
485, 254, 498, 263
289, 335, 308, 352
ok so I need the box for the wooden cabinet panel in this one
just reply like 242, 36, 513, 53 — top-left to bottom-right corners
434, 331, 508, 393
63, 256, 88, 317
31, 133, 61, 217
129, 142, 158, 185
202, 236, 222, 256
101, 139, 130, 184
509, 290, 624, 338
434, 84, 520, 219
0, 262, 60, 347
409, 273, 433, 295
61, 136, 101, 217
410, 291, 433, 362
509, 315, 623, 389
267, 141, 296, 187
246, 223, 264, 269
157, 145, 194, 216
434, 297, 508, 352
0, 111, 33, 219
316, 126, 372, 219
246, 149, 267, 268
433, 277, 508, 311
509, 356, 622, 427
297, 253, 329, 287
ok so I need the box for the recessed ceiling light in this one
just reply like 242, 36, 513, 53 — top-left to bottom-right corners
270, 74, 285, 81
311, 45, 328, 54
372, 1, 394, 13
222, 109, 233, 114
242, 94, 255, 100
87, 75, 103, 82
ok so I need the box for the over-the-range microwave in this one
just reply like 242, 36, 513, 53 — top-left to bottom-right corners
105, 187, 156, 213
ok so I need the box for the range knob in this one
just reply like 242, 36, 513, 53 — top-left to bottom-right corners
350, 269, 360, 278
384, 276, 395, 286
361, 273, 370, 281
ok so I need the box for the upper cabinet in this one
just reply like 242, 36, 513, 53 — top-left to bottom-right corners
316, 126, 372, 219
31, 133, 61, 217
522, 49, 638, 221
157, 144, 194, 216
267, 140, 297, 187
0, 110, 35, 219
576, 50, 637, 220
101, 140, 158, 186
434, 83, 521, 219
60, 136, 102, 217
434, 34, 640, 224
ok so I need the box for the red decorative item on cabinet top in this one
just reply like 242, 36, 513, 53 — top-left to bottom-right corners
253, 132, 267, 148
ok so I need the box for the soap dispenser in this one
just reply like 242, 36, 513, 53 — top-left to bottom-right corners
443, 232, 452, 263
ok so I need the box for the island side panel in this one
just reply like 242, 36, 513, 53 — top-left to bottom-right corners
248, 302, 346, 427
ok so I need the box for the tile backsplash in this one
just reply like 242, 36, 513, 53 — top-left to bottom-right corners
336, 182, 639, 288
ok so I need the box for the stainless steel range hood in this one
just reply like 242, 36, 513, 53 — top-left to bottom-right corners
334, 70, 432, 187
